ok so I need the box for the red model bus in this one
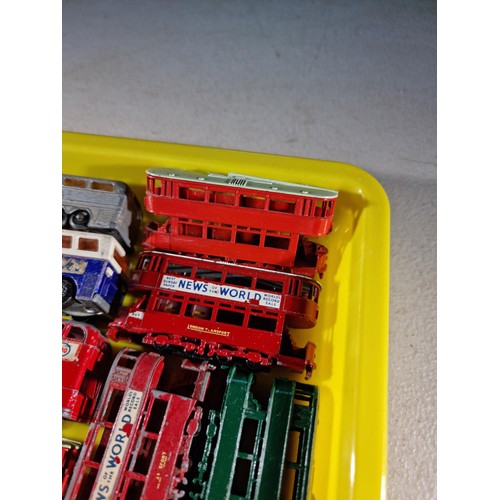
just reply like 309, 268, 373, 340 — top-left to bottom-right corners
143, 168, 337, 270
107, 251, 319, 378
64, 349, 213, 500
62, 320, 111, 422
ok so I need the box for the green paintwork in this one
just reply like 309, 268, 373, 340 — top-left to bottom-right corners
189, 367, 318, 500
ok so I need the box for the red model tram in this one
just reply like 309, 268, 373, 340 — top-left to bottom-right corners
64, 349, 213, 500
143, 168, 338, 271
107, 251, 319, 378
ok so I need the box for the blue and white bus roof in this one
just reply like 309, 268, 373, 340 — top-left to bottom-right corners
62, 229, 127, 274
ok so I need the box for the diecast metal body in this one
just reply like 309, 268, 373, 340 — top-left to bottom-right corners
107, 251, 319, 378
143, 222, 328, 278
62, 230, 128, 317
190, 366, 319, 500
64, 349, 213, 500
62, 320, 111, 422
62, 174, 142, 252
62, 439, 81, 498
143, 168, 337, 270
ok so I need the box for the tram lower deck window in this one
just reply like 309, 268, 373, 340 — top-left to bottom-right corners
248, 315, 277, 332
216, 309, 245, 326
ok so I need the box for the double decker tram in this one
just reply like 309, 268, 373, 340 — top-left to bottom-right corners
64, 349, 213, 500
143, 168, 337, 273
107, 251, 321, 378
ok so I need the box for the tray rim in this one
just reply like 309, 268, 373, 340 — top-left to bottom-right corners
62, 130, 390, 500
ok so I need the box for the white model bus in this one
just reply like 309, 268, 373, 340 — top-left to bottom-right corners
62, 229, 128, 316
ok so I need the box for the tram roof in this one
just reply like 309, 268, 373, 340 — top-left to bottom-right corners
147, 168, 338, 199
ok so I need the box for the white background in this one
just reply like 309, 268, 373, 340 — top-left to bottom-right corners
6, 1, 500, 498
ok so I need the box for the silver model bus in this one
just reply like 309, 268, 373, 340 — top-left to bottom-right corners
62, 174, 142, 252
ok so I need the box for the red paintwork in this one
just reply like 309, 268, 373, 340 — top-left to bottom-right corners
62, 320, 111, 422
129, 251, 320, 329
107, 251, 318, 377
143, 222, 328, 278
64, 349, 212, 500
62, 440, 80, 497
145, 172, 336, 238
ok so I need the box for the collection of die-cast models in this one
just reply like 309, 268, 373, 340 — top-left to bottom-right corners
62, 168, 338, 500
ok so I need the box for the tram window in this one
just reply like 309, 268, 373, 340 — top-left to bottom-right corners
225, 274, 253, 287
195, 268, 222, 282
240, 195, 265, 209
239, 419, 259, 454
117, 354, 136, 370
179, 187, 205, 201
231, 458, 252, 497
179, 221, 203, 238
216, 309, 245, 326
255, 279, 283, 293
155, 298, 182, 314
301, 283, 312, 298
236, 230, 259, 245
167, 263, 192, 276
285, 430, 301, 463
187, 304, 213, 320
139, 256, 151, 270
151, 256, 163, 272
208, 225, 231, 241
102, 388, 125, 425
145, 400, 169, 434
89, 430, 111, 465
248, 315, 277, 332
269, 199, 295, 213
314, 200, 325, 216
282, 468, 297, 496
264, 235, 290, 250
210, 191, 235, 205
125, 479, 146, 499
327, 199, 334, 214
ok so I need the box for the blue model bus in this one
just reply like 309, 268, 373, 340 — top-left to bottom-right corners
62, 230, 128, 317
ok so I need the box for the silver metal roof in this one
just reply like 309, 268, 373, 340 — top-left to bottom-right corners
147, 167, 338, 199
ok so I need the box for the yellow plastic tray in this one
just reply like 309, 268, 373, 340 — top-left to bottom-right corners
62, 131, 390, 500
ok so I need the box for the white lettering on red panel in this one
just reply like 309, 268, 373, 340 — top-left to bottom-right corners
160, 275, 281, 309
90, 389, 143, 500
